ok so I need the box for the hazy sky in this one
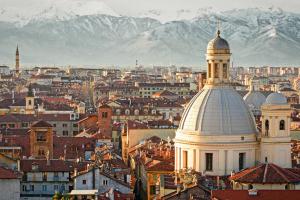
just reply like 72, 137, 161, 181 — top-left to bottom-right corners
1, 0, 300, 15
102, 0, 300, 14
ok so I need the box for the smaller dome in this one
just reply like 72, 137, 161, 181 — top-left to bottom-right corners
243, 91, 266, 109
207, 30, 230, 53
265, 93, 287, 105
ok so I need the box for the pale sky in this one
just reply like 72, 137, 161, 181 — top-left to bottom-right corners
1, 0, 300, 15
102, 0, 300, 14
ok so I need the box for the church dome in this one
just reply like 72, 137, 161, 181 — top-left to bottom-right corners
207, 30, 230, 54
178, 86, 257, 135
265, 92, 287, 105
243, 90, 266, 110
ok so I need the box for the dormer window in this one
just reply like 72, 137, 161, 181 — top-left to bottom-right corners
134, 109, 139, 116
32, 163, 39, 171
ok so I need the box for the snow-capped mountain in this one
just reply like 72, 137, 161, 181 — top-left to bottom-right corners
0, 0, 119, 26
0, 7, 300, 67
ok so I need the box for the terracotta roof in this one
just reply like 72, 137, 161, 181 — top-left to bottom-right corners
146, 161, 174, 172
0, 167, 20, 179
230, 163, 300, 184
31, 120, 52, 128
53, 136, 96, 160
211, 190, 300, 200
153, 90, 178, 97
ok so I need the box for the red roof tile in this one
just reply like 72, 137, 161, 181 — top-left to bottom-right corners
212, 190, 300, 200
0, 167, 20, 179
230, 163, 300, 184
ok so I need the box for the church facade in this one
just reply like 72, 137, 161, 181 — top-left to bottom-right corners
174, 30, 292, 176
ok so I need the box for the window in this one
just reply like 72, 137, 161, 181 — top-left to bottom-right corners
53, 124, 56, 127
239, 153, 245, 171
37, 132, 46, 142
182, 150, 188, 169
8, 124, 15, 128
62, 124, 68, 127
248, 184, 253, 190
30, 185, 34, 191
22, 123, 29, 128
42, 172, 47, 181
28, 100, 32, 106
63, 131, 68, 136
73, 123, 78, 128
54, 185, 59, 191
102, 112, 108, 118
208, 63, 212, 78
22, 185, 26, 191
280, 120, 285, 130
42, 185, 47, 191
0, 124, 6, 128
265, 120, 269, 136
82, 180, 86, 185
73, 131, 78, 135
205, 153, 213, 171
214, 63, 219, 78
223, 63, 228, 78
103, 180, 108, 185
54, 172, 59, 177
150, 185, 156, 195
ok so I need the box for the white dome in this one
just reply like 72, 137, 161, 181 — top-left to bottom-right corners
178, 86, 257, 135
265, 92, 287, 105
243, 91, 266, 110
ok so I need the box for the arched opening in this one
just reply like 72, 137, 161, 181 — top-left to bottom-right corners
208, 63, 212, 78
265, 120, 269, 136
248, 184, 253, 189
223, 63, 228, 79
28, 100, 32, 106
280, 120, 285, 130
214, 63, 219, 78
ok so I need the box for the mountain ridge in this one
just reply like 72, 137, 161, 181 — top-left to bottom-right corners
0, 8, 300, 67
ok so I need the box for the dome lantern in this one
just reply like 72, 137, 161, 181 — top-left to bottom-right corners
206, 30, 231, 86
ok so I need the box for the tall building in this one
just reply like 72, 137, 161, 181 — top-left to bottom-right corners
15, 45, 20, 77
174, 30, 292, 176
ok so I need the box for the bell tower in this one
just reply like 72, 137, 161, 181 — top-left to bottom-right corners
260, 93, 291, 168
25, 84, 35, 114
206, 30, 231, 86
30, 120, 53, 159
15, 45, 20, 77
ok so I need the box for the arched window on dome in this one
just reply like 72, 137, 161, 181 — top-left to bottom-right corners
208, 63, 212, 78
265, 120, 269, 136
214, 63, 219, 78
280, 120, 285, 130
223, 63, 228, 79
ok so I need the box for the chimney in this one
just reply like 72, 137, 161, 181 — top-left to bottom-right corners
74, 168, 78, 176
17, 159, 21, 171
12, 90, 15, 104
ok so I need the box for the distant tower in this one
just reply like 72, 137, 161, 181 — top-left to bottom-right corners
15, 45, 20, 77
